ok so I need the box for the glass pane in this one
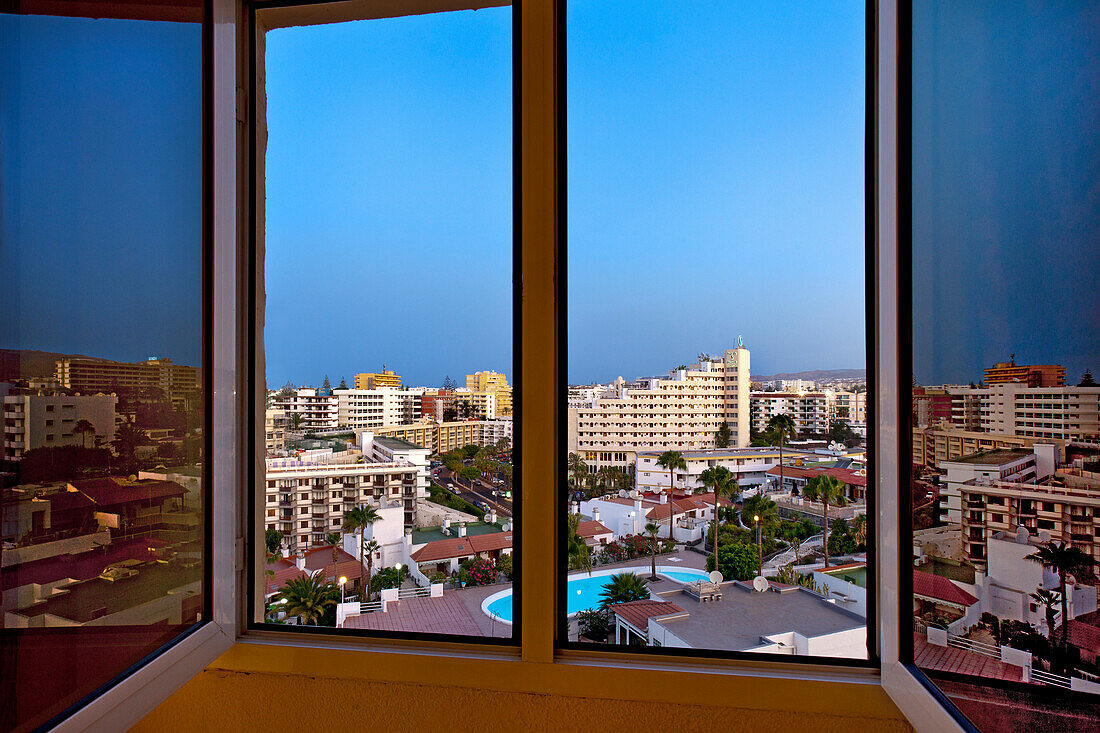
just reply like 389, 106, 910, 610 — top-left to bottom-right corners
910, 1, 1100, 726
565, 0, 868, 658
1, 8, 205, 732
258, 4, 514, 639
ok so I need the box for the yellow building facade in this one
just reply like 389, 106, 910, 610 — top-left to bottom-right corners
354, 367, 401, 389
466, 370, 512, 415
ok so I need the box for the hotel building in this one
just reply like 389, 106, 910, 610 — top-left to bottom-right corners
911, 426, 1053, 469
374, 420, 489, 455
354, 367, 401, 389
750, 392, 829, 435
55, 356, 200, 406
567, 345, 750, 472
983, 359, 1066, 387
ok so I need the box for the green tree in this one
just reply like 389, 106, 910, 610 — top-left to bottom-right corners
111, 421, 150, 463
274, 572, 340, 626
803, 475, 849, 568
826, 419, 857, 444
656, 450, 687, 544
462, 444, 482, 460
459, 465, 481, 483
714, 421, 732, 448
290, 412, 307, 431
575, 608, 614, 642
741, 494, 779, 536
362, 539, 381, 597
599, 573, 650, 608
1027, 541, 1097, 671
566, 513, 592, 573
372, 564, 408, 591
766, 413, 798, 493
705, 539, 759, 581
698, 465, 738, 575
342, 504, 381, 598
265, 529, 284, 556
644, 522, 661, 580
72, 419, 96, 448
1030, 588, 1060, 648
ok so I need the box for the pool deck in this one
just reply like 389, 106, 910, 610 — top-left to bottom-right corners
339, 549, 707, 638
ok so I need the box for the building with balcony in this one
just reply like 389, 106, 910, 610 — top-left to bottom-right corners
911, 425, 1050, 469
54, 356, 200, 407
750, 391, 829, 435
374, 419, 495, 455
334, 387, 424, 429
983, 359, 1066, 387
2, 391, 117, 461
634, 446, 821, 493
451, 388, 496, 419
566, 345, 751, 472
269, 387, 339, 432
466, 370, 512, 416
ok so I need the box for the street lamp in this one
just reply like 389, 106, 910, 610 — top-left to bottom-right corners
339, 576, 347, 603
394, 563, 403, 590
753, 514, 762, 573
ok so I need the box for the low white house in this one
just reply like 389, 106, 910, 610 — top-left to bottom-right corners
578, 492, 731, 542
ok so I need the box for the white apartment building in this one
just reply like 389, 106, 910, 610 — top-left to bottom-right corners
2, 392, 117, 461
566, 344, 751, 472
264, 446, 429, 553
938, 446, 1055, 525
451, 388, 496, 420
750, 392, 829, 435
357, 430, 430, 505
335, 387, 424, 429
780, 378, 816, 392
269, 387, 338, 432
979, 383, 1100, 442
480, 418, 513, 447
634, 447, 820, 493
265, 408, 288, 456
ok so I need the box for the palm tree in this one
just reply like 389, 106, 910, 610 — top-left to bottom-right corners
274, 571, 340, 626
111, 420, 150, 463
644, 522, 661, 580
656, 450, 687, 544
1030, 588, 1060, 643
1027, 540, 1097, 669
803, 474, 848, 569
766, 413, 798, 493
852, 513, 868, 549
566, 513, 592, 574
567, 452, 588, 490
599, 572, 650, 608
323, 532, 342, 584
742, 493, 779, 538
290, 411, 307, 431
363, 539, 381, 597
342, 504, 381, 598
72, 419, 96, 448
698, 465, 737, 573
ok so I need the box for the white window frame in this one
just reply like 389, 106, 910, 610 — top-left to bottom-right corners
49, 1, 969, 730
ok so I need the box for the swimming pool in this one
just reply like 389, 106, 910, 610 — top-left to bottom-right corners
481, 565, 709, 624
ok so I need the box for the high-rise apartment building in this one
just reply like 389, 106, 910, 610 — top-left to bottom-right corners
567, 344, 750, 472
750, 392, 828, 435
55, 357, 200, 406
335, 388, 423, 429
269, 387, 338, 432
911, 425, 1058, 469
374, 420, 489, 455
354, 367, 401, 390
451, 389, 496, 420
979, 383, 1100, 442
466, 370, 512, 415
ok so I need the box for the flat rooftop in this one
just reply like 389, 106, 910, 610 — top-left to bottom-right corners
654, 582, 864, 651
411, 520, 507, 545
948, 449, 1033, 466
373, 436, 426, 452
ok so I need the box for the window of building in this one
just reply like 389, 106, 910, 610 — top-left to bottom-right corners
252, 0, 515, 640
563, 0, 870, 661
0, 3, 209, 730
906, 0, 1100, 726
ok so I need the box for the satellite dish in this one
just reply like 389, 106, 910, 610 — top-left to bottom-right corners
1015, 526, 1030, 544
752, 576, 770, 593
628, 490, 639, 498
618, 490, 629, 498
1038, 530, 1051, 543
708, 571, 723, 584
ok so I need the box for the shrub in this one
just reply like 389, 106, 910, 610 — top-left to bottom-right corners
576, 608, 614, 642
460, 556, 498, 587
705, 539, 759, 581
497, 552, 514, 580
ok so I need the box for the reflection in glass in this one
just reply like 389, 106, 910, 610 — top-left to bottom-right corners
910, 1, 1100, 727
258, 6, 514, 638
1, 9, 205, 732
565, 1, 867, 657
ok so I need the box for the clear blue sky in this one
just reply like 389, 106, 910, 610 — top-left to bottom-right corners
912, 1, 1100, 386
1, 15, 203, 366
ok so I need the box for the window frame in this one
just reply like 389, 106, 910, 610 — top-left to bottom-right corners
44, 1, 980, 731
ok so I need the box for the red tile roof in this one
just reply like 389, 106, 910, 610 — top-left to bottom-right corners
410, 531, 513, 562
609, 599, 685, 632
265, 547, 362, 595
645, 493, 732, 521
1064, 610, 1100, 654
764, 465, 867, 487
577, 520, 612, 538
913, 570, 979, 607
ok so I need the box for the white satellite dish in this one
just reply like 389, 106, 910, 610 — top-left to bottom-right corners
708, 570, 723, 584
618, 490, 629, 498
628, 489, 639, 498
752, 576, 770, 593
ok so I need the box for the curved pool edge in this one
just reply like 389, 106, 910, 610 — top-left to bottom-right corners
478, 565, 709, 624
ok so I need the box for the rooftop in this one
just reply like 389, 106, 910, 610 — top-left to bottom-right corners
946, 449, 1034, 466
411, 520, 507, 545
373, 436, 425, 452
610, 599, 686, 632
653, 581, 864, 651
913, 570, 979, 608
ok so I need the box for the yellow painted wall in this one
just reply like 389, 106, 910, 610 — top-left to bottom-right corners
132, 644, 912, 733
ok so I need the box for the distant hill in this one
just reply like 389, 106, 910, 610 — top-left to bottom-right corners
0, 349, 112, 381
751, 368, 866, 382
